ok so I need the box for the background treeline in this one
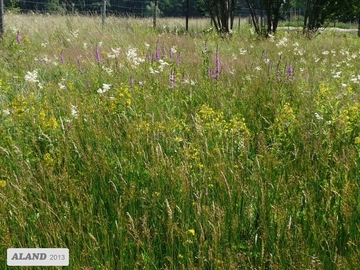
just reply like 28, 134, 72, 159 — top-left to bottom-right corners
4, 0, 359, 25
4, 0, 204, 17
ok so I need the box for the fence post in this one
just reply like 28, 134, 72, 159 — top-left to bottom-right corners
153, 0, 158, 28
0, 0, 4, 38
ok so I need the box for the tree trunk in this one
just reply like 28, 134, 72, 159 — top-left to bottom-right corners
358, 16, 360, 37
245, 0, 260, 35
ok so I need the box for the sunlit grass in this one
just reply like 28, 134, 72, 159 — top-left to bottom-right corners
1, 13, 360, 269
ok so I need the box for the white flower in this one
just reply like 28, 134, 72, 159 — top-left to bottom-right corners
97, 83, 111, 94
322, 51, 329, 55
126, 48, 145, 68
149, 67, 159, 74
239, 48, 247, 55
71, 105, 78, 118
333, 71, 342, 78
24, 70, 39, 83
170, 47, 177, 54
314, 112, 323, 120
102, 66, 113, 75
2, 109, 10, 116
276, 37, 288, 47
145, 43, 150, 49
108, 47, 121, 59
71, 30, 79, 38
59, 82, 66, 90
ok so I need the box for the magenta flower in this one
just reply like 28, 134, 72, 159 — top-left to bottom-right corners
288, 65, 294, 80
96, 45, 101, 63
59, 53, 64, 64
16, 32, 21, 45
155, 42, 160, 61
214, 48, 220, 80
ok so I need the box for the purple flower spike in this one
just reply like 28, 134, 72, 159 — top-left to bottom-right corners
169, 46, 173, 59
130, 77, 134, 88
96, 44, 101, 63
214, 48, 220, 80
16, 32, 21, 45
59, 53, 64, 64
155, 42, 160, 61
288, 65, 294, 80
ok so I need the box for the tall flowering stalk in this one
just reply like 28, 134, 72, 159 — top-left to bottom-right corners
177, 53, 181, 64
59, 50, 64, 64
96, 44, 101, 63
77, 59, 83, 74
170, 70, 175, 89
276, 54, 282, 82
169, 46, 173, 59
130, 77, 134, 88
202, 42, 210, 78
288, 64, 294, 80
214, 47, 220, 80
155, 42, 160, 61
16, 31, 21, 45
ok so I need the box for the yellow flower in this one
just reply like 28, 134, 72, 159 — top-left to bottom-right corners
178, 254, 183, 259
0, 180, 6, 187
187, 229, 195, 236
355, 136, 360, 146
43, 153, 55, 167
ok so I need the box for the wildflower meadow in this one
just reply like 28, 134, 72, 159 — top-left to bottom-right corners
1, 13, 360, 269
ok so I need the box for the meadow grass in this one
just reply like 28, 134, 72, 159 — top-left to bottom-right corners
0, 13, 360, 269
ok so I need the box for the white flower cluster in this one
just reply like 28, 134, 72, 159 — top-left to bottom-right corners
149, 59, 169, 74
126, 48, 145, 68
97, 83, 111, 94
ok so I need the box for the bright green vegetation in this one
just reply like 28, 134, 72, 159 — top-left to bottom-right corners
0, 14, 360, 269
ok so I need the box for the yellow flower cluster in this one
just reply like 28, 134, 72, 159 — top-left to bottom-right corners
274, 102, 297, 129
108, 87, 132, 115
43, 153, 55, 167
39, 109, 59, 131
196, 104, 250, 137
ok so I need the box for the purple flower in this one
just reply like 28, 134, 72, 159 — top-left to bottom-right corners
155, 42, 160, 61
130, 77, 134, 88
288, 64, 293, 80
16, 32, 21, 45
59, 53, 64, 64
214, 48, 220, 80
96, 44, 101, 63
169, 46, 173, 59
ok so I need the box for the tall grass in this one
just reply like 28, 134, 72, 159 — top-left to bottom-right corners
1, 13, 360, 269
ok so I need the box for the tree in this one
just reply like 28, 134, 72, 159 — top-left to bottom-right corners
303, 0, 360, 36
245, 0, 287, 36
197, 0, 238, 34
